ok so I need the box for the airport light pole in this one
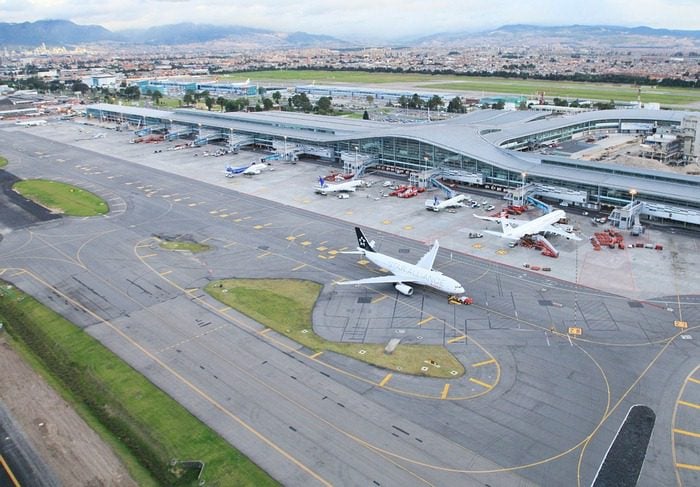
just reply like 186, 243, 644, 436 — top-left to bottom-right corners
354, 145, 359, 169
630, 189, 637, 206
284, 135, 287, 161
521, 172, 527, 206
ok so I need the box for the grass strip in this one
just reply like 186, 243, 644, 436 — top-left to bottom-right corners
0, 281, 278, 487
205, 278, 464, 378
221, 70, 700, 106
0, 156, 7, 168
13, 179, 109, 216
159, 240, 212, 253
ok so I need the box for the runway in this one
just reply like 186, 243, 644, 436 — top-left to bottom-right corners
0, 124, 698, 486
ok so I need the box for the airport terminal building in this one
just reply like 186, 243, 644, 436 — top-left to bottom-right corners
85, 103, 700, 228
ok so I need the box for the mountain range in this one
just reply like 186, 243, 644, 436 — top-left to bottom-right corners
1, 19, 699, 49
0, 20, 348, 48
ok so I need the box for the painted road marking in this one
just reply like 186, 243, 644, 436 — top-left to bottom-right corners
257, 251, 271, 258
417, 316, 434, 326
441, 384, 450, 399
674, 428, 700, 439
10, 270, 25, 277
259, 328, 271, 335
309, 351, 323, 359
472, 358, 496, 367
301, 241, 312, 246
292, 263, 307, 271
141, 253, 157, 258
159, 270, 172, 276
447, 335, 466, 344
679, 400, 700, 410
689, 377, 700, 385
218, 306, 230, 313
316, 246, 328, 251
676, 463, 700, 471
224, 242, 237, 248
371, 295, 387, 304
379, 373, 393, 387
469, 377, 493, 390
0, 454, 20, 487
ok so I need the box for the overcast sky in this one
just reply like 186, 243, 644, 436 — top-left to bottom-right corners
1, 0, 698, 40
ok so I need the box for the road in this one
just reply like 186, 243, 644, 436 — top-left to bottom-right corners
0, 124, 698, 486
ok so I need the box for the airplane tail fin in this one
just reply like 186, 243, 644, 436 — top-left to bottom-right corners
318, 176, 326, 187
501, 218, 515, 234
355, 227, 376, 252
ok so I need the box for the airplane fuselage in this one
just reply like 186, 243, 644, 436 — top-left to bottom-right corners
504, 209, 567, 239
362, 250, 464, 294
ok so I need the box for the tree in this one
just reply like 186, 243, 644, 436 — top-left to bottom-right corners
123, 85, 140, 100
427, 95, 443, 111
366, 95, 374, 106
272, 91, 282, 104
151, 90, 163, 105
398, 95, 409, 109
362, 110, 370, 120
262, 98, 274, 110
446, 96, 464, 113
409, 93, 423, 109
71, 81, 90, 95
216, 96, 226, 111
183, 90, 195, 106
205, 96, 214, 111
290, 93, 312, 112
315, 96, 333, 115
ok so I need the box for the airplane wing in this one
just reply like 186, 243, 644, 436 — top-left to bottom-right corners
415, 241, 439, 270
338, 275, 415, 286
473, 214, 524, 225
544, 225, 582, 240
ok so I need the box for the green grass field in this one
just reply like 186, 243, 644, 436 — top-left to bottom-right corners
0, 280, 277, 487
13, 179, 109, 216
159, 240, 212, 253
205, 279, 464, 378
221, 70, 700, 107
0, 156, 7, 168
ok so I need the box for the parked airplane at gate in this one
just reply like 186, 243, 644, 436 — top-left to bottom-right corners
337, 227, 465, 296
314, 176, 365, 195
474, 209, 581, 241
225, 161, 268, 177
425, 194, 469, 212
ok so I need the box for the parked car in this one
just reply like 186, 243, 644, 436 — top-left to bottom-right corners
468, 232, 483, 239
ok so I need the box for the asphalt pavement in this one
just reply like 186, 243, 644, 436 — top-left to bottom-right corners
0, 122, 698, 486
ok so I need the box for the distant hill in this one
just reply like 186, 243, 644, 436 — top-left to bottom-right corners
413, 24, 700, 48
0, 19, 117, 46
0, 19, 349, 48
2, 20, 698, 50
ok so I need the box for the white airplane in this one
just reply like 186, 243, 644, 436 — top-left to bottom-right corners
15, 119, 47, 126
314, 176, 364, 195
474, 209, 581, 241
225, 161, 269, 177
425, 194, 469, 212
337, 227, 465, 296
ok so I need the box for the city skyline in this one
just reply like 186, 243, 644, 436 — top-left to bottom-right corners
2, 0, 699, 41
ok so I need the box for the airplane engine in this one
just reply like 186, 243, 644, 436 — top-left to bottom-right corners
394, 283, 414, 296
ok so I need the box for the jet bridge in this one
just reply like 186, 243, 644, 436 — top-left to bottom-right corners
134, 124, 167, 137
166, 127, 198, 141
